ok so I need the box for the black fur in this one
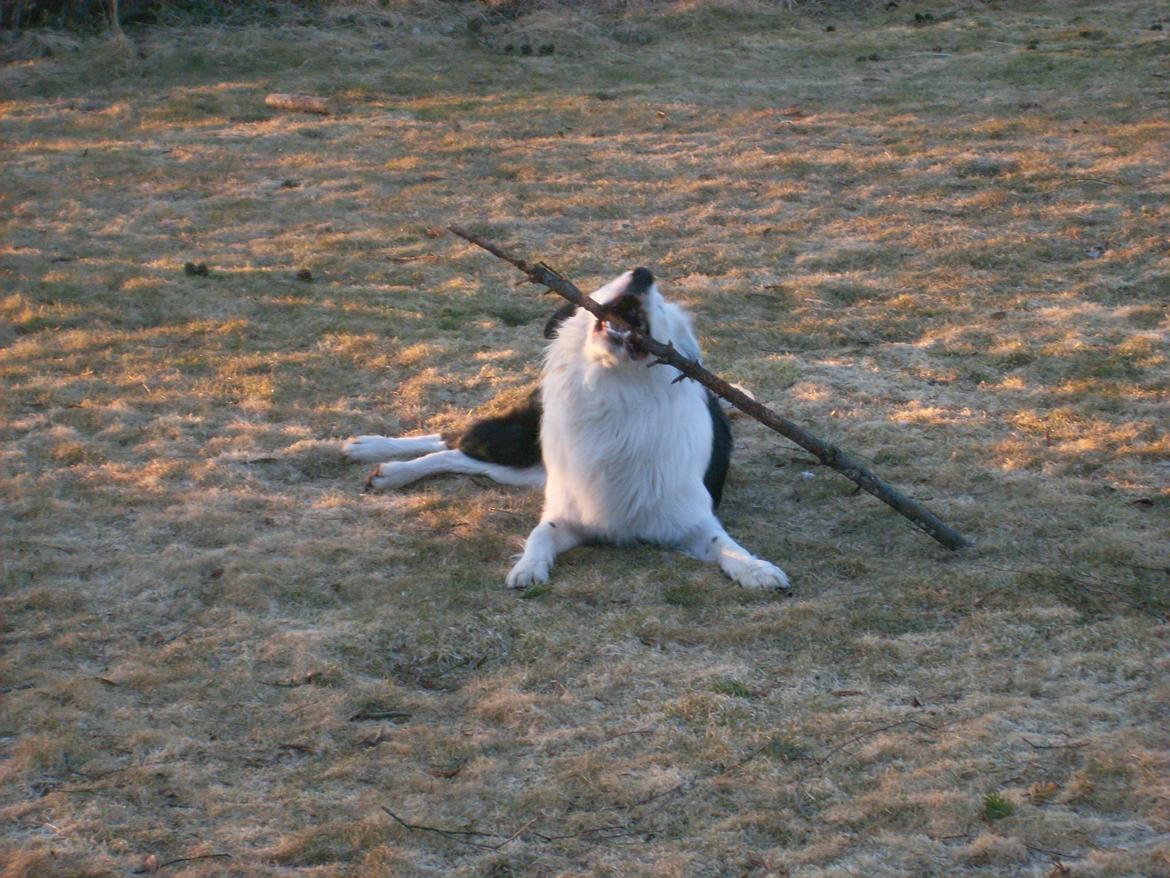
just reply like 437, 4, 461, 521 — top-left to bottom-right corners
703, 391, 732, 509
627, 267, 654, 295
543, 302, 578, 339
456, 389, 543, 468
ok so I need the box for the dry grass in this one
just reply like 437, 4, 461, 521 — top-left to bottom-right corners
2, 2, 1168, 876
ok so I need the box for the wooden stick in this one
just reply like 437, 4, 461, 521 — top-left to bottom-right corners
447, 225, 973, 551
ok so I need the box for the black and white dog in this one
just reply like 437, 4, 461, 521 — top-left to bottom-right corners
344, 268, 790, 591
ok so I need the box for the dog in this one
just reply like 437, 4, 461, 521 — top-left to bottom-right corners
344, 267, 790, 591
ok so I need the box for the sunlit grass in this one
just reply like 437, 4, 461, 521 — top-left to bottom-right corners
1, 1, 1168, 876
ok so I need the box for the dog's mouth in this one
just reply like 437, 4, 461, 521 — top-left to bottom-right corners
593, 294, 650, 361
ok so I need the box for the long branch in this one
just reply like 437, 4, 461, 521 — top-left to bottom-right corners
448, 225, 972, 551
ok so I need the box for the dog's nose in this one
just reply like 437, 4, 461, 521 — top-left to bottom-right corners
627, 267, 654, 295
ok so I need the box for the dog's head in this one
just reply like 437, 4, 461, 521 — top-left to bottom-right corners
546, 268, 700, 374
585, 266, 657, 366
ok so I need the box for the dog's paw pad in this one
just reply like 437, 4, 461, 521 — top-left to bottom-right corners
734, 560, 791, 591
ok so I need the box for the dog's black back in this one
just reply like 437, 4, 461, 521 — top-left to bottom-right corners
703, 391, 732, 508
455, 389, 543, 468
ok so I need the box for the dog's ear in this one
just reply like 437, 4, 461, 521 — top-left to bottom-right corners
543, 301, 579, 339
667, 308, 703, 363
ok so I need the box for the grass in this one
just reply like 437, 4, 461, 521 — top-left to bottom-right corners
982, 791, 1016, 822
1, 1, 1169, 876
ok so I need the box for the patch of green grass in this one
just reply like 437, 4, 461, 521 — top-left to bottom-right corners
662, 581, 711, 609
709, 678, 755, 698
982, 791, 1015, 821
764, 736, 809, 763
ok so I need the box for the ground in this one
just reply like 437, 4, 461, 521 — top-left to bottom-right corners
1, 1, 1168, 876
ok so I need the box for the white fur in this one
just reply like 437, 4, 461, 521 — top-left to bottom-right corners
343, 434, 546, 490
368, 450, 544, 491
506, 271, 789, 591
343, 434, 447, 462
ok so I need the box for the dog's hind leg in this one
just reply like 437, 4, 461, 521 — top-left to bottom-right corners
682, 518, 791, 591
505, 519, 583, 589
366, 449, 546, 491
342, 434, 448, 463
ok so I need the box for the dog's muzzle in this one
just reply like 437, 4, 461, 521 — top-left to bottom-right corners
594, 294, 650, 361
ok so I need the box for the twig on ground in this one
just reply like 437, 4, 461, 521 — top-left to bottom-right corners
1025, 842, 1075, 860
447, 225, 973, 552
794, 718, 943, 816
1022, 737, 1088, 751
380, 805, 522, 851
811, 718, 940, 767
599, 727, 656, 744
132, 853, 231, 874
349, 709, 412, 722
382, 720, 947, 851
382, 733, 787, 851
488, 817, 543, 851
156, 625, 195, 647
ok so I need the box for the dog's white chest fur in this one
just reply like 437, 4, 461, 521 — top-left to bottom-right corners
540, 358, 713, 542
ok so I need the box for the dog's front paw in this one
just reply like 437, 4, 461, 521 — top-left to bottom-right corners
344, 436, 388, 463
506, 556, 550, 590
364, 462, 414, 491
730, 559, 791, 591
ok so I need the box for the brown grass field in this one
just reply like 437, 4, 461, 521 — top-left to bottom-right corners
1, 1, 1168, 875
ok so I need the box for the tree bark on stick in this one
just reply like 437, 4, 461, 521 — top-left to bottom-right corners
448, 225, 973, 551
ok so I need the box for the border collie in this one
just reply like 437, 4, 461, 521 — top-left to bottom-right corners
344, 268, 790, 591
